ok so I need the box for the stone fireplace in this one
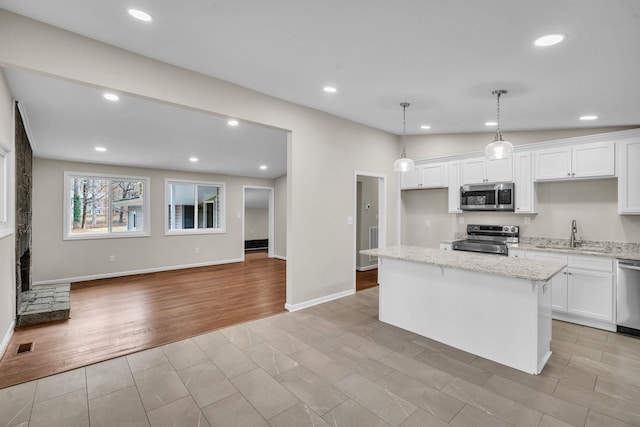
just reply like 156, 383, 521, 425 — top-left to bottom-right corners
15, 102, 32, 309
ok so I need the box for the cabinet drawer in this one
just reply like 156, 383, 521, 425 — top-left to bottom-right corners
568, 255, 613, 272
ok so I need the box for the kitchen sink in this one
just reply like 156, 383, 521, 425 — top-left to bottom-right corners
534, 245, 609, 254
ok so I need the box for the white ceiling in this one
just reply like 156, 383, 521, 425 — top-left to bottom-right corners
1, 1, 639, 173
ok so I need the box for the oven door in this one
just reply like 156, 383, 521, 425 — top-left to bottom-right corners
460, 186, 497, 211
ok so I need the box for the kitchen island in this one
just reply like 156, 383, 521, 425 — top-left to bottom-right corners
361, 246, 566, 374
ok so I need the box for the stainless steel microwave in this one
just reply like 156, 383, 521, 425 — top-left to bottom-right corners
460, 183, 514, 211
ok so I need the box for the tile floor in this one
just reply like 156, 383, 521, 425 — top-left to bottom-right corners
1, 286, 640, 426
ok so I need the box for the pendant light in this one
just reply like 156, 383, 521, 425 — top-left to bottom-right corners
485, 90, 514, 160
394, 102, 415, 172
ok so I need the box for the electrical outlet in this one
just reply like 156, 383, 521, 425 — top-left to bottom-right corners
195, 247, 200, 254
458, 216, 464, 224
524, 217, 531, 225
425, 219, 431, 227
347, 216, 354, 225
109, 255, 115, 263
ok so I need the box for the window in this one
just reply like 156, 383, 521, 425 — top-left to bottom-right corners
64, 172, 150, 239
166, 179, 225, 234
0, 141, 8, 239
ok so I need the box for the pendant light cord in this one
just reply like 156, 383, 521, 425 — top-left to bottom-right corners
400, 102, 410, 157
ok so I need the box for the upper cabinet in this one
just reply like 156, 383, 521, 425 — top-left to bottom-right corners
461, 156, 513, 184
400, 163, 448, 190
534, 140, 615, 181
513, 151, 537, 214
447, 161, 462, 213
618, 137, 640, 214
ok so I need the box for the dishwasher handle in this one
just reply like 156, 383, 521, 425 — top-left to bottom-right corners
618, 262, 640, 271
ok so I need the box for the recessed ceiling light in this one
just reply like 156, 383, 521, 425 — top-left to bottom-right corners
128, 8, 152, 22
534, 34, 566, 47
323, 86, 337, 93
227, 119, 239, 126
94, 146, 107, 152
420, 125, 431, 130
259, 165, 268, 170
103, 93, 119, 102
579, 115, 598, 121
485, 121, 498, 126
189, 157, 199, 162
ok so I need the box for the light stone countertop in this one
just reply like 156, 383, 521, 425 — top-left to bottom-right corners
361, 245, 566, 282
514, 243, 640, 261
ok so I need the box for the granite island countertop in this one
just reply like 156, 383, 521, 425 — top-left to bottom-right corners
361, 245, 566, 282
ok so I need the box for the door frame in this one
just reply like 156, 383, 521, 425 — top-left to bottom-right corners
242, 186, 275, 260
353, 171, 387, 289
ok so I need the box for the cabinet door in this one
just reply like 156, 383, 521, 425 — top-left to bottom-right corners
528, 252, 568, 312
567, 269, 614, 322
513, 152, 537, 213
572, 141, 615, 179
421, 163, 447, 188
447, 161, 462, 213
461, 158, 487, 184
534, 147, 572, 181
618, 138, 640, 214
486, 157, 513, 183
400, 168, 423, 190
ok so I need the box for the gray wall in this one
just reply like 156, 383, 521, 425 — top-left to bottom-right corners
274, 174, 287, 259
356, 176, 379, 269
32, 158, 280, 283
244, 208, 269, 241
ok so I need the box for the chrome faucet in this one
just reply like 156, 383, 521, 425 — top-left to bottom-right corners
569, 219, 582, 248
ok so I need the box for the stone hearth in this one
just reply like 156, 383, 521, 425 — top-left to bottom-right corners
17, 283, 71, 326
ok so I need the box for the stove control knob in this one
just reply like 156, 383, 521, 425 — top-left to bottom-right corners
510, 226, 516, 232
502, 226, 509, 232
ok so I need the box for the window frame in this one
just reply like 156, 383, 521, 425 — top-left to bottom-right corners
63, 171, 151, 240
0, 137, 10, 240
164, 178, 226, 235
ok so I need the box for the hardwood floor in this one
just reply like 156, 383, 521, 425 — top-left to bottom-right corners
0, 257, 286, 389
356, 268, 378, 291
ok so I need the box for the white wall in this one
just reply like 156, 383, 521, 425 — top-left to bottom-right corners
274, 174, 287, 259
0, 69, 15, 356
402, 129, 640, 248
244, 208, 269, 241
32, 158, 281, 283
0, 11, 399, 307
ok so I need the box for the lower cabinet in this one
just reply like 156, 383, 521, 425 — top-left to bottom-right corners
526, 251, 615, 330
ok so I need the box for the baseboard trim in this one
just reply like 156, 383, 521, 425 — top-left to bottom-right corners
552, 312, 617, 332
32, 258, 245, 286
356, 264, 378, 272
285, 289, 355, 312
0, 320, 15, 359
273, 255, 287, 261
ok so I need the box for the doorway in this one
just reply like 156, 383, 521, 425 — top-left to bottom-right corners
243, 186, 275, 260
354, 172, 386, 290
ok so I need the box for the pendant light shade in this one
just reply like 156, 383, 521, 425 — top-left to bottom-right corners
394, 102, 415, 172
485, 90, 514, 160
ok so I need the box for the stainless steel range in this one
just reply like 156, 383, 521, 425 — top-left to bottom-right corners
452, 224, 519, 256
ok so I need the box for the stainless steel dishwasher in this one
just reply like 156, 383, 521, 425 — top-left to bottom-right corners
617, 259, 640, 337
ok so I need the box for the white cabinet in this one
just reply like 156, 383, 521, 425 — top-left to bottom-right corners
568, 268, 614, 322
400, 163, 448, 190
447, 161, 462, 213
439, 242, 452, 251
527, 252, 568, 312
534, 141, 615, 181
618, 137, 640, 214
513, 152, 537, 214
461, 156, 513, 184
526, 250, 615, 330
